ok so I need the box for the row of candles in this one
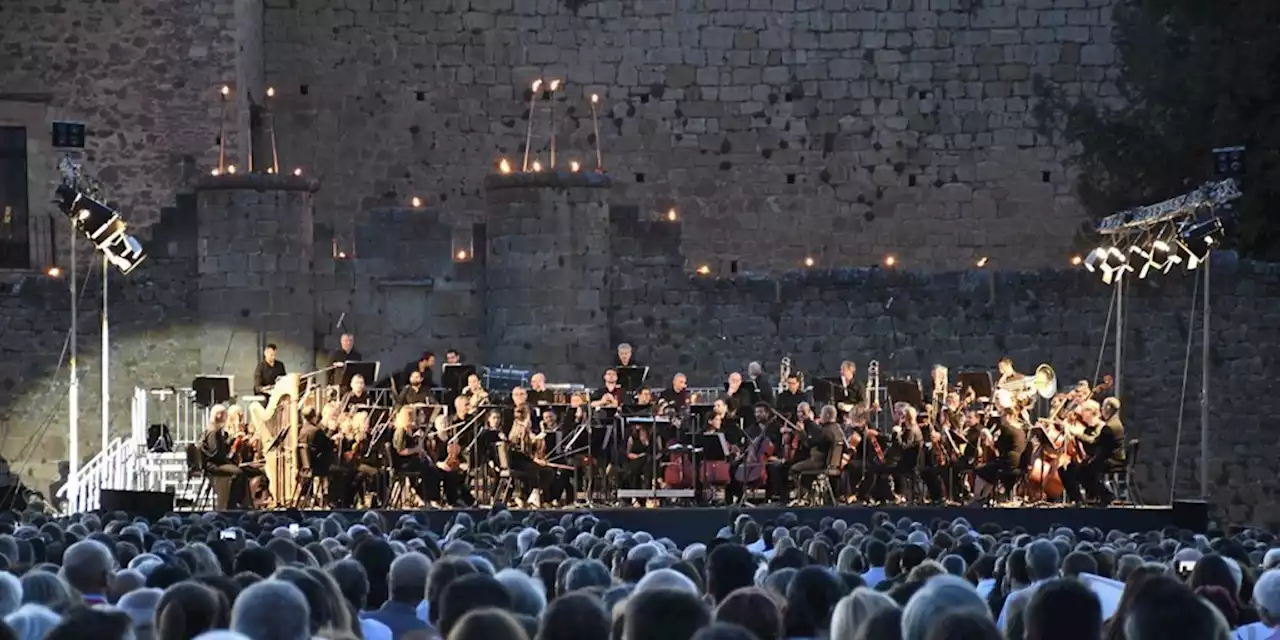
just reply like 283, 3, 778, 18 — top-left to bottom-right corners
497, 79, 605, 175
210, 85, 301, 177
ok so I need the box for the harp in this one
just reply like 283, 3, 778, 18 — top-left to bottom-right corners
249, 373, 300, 507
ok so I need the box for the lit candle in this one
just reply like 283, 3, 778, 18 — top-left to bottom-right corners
293, 168, 303, 176
499, 158, 512, 174
266, 86, 279, 175
548, 79, 562, 169
531, 161, 543, 172
227, 164, 237, 175
590, 93, 602, 172
218, 85, 230, 174
523, 79, 543, 172
884, 255, 897, 267
697, 265, 711, 275
804, 256, 814, 267
411, 197, 422, 208
569, 160, 580, 173
667, 208, 677, 221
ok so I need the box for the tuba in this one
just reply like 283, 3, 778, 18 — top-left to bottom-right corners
1033, 364, 1057, 399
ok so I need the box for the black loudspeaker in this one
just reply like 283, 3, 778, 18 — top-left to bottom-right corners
100, 489, 174, 521
1172, 499, 1210, 534
146, 424, 174, 453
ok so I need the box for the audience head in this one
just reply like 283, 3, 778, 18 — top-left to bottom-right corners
1024, 578, 1102, 640
901, 575, 989, 640
1122, 575, 1229, 640
832, 587, 899, 640
714, 587, 783, 640
230, 580, 311, 640
538, 592, 609, 640
623, 588, 710, 640
437, 573, 512, 638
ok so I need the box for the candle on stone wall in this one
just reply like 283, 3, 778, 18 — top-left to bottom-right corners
411, 196, 422, 208
884, 255, 897, 267
697, 264, 711, 275
667, 208, 677, 221
498, 158, 513, 174
531, 161, 543, 173
267, 86, 280, 175
804, 256, 814, 267
569, 160, 580, 173
523, 79, 543, 172
590, 93, 602, 172
548, 79, 562, 169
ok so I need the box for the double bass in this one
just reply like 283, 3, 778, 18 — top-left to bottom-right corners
732, 429, 775, 487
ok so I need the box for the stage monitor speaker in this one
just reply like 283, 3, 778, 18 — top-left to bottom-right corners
1172, 499, 1209, 534
192, 375, 234, 407
146, 424, 174, 453
100, 489, 174, 521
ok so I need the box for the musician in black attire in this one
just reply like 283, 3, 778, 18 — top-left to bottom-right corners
590, 369, 626, 410
200, 405, 247, 509
527, 373, 553, 405
296, 408, 331, 505
832, 361, 866, 418
972, 396, 1028, 504
397, 370, 431, 407
252, 344, 287, 394
659, 373, 691, 413
537, 409, 575, 505
789, 405, 841, 502
747, 362, 775, 405
341, 375, 371, 412
726, 403, 780, 504
391, 407, 441, 506
622, 417, 654, 494
1061, 398, 1126, 504
325, 333, 362, 385
887, 404, 925, 502
754, 403, 790, 503
918, 409, 949, 504
615, 343, 638, 368
724, 372, 755, 427
775, 374, 807, 421
401, 352, 436, 389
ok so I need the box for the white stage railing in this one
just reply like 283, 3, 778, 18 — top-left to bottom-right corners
56, 436, 144, 514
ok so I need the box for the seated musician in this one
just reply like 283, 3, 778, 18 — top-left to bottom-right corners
591, 369, 625, 410
726, 404, 778, 504
623, 414, 654, 495
342, 375, 370, 412
527, 373, 552, 405
401, 351, 436, 389
227, 405, 270, 507
624, 388, 655, 416
461, 374, 489, 413
435, 436, 473, 507
200, 405, 247, 509
504, 406, 553, 508
252, 344, 286, 395
397, 370, 431, 407
711, 399, 746, 445
659, 373, 691, 415
834, 361, 866, 418
971, 390, 1028, 504
511, 386, 533, 420
1061, 398, 1126, 504
996, 357, 1024, 388
755, 403, 791, 503
391, 406, 441, 507
774, 374, 807, 422
789, 405, 842, 502
537, 409, 575, 506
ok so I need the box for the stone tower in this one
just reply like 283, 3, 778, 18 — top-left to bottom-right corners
484, 172, 612, 382
195, 174, 317, 384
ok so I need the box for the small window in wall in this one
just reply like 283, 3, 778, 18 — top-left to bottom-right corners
0, 126, 30, 270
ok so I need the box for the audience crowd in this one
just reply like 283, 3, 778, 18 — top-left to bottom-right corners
0, 506, 1274, 640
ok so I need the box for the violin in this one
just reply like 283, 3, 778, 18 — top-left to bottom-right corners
438, 440, 465, 472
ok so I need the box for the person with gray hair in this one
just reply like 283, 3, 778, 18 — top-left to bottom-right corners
831, 587, 898, 640
19, 572, 71, 614
0, 572, 22, 617
635, 568, 699, 595
997, 538, 1060, 633
59, 539, 115, 605
366, 552, 430, 639
230, 580, 312, 640
565, 560, 612, 593
1236, 569, 1280, 640
495, 569, 546, 618
901, 575, 991, 640
117, 587, 163, 640
5, 604, 61, 640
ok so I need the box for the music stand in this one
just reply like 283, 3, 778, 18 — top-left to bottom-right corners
340, 361, 380, 389
887, 379, 924, 410
811, 377, 840, 405
617, 366, 649, 392
192, 375, 234, 407
442, 364, 476, 395
956, 371, 994, 401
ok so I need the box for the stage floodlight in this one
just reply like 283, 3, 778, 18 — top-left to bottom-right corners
102, 233, 146, 275
1083, 247, 1107, 272
55, 162, 147, 276
1099, 247, 1131, 284
1180, 215, 1225, 247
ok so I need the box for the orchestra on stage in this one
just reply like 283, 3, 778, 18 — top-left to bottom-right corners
199, 337, 1129, 512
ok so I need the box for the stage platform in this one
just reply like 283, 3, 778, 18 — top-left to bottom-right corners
212, 504, 1190, 546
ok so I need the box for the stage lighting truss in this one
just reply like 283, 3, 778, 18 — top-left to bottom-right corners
54, 158, 147, 275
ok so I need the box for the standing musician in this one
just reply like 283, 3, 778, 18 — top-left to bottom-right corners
252, 344, 287, 394
296, 407, 330, 506
832, 361, 867, 418
971, 390, 1028, 504
996, 357, 1024, 388
401, 352, 436, 389
747, 362, 774, 405
327, 333, 363, 386
527, 373, 553, 405
461, 374, 489, 413
623, 414, 654, 500
775, 374, 807, 422
788, 405, 842, 502
391, 406, 440, 507
615, 343, 639, 368
200, 405, 247, 509
397, 370, 431, 407
724, 372, 754, 424
1061, 398, 1126, 504
889, 403, 925, 502
659, 373, 691, 413
341, 375, 370, 413
591, 369, 626, 409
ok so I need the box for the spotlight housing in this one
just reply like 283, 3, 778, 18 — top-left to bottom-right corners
54, 162, 148, 276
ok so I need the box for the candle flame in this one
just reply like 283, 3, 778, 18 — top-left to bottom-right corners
884, 255, 897, 267
46, 267, 62, 278
976, 256, 988, 268
549, 79, 561, 91
667, 208, 677, 221
697, 265, 711, 275
532, 79, 543, 92
591, 93, 599, 104
337, 251, 348, 259
1071, 255, 1083, 266
804, 256, 815, 267
531, 161, 543, 172
456, 249, 469, 261
267, 87, 275, 98
293, 168, 303, 176
227, 164, 237, 175
210, 168, 220, 176
569, 161, 580, 172
411, 197, 422, 208
498, 158, 512, 174
220, 85, 230, 96
266, 167, 275, 174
